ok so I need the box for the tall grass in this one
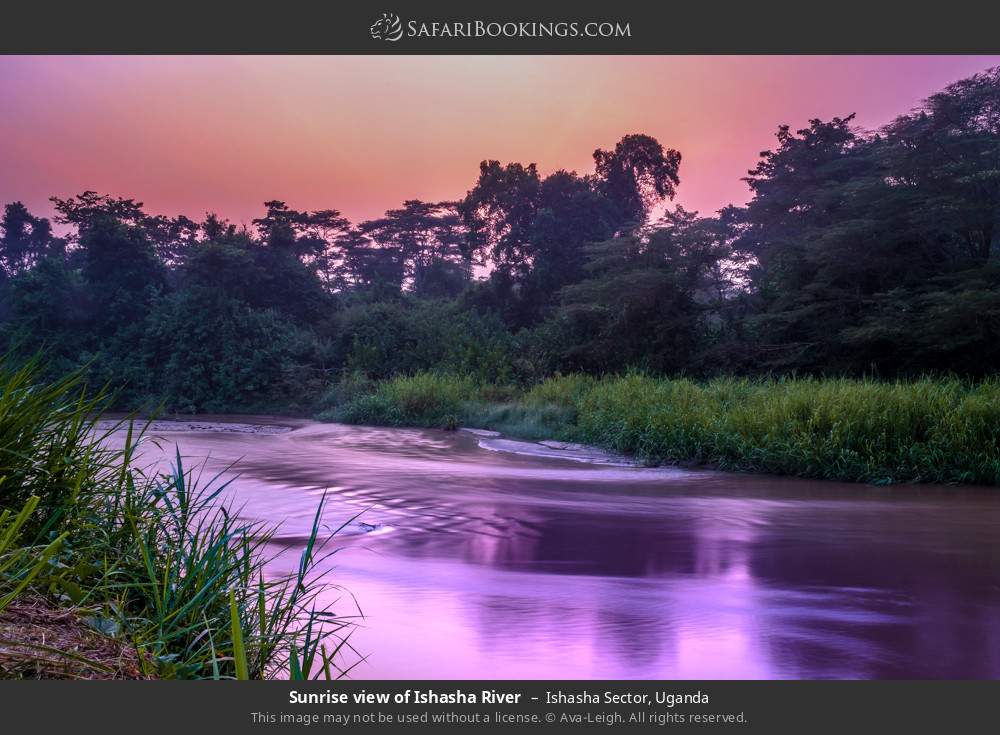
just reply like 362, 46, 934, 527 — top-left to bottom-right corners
574, 374, 1000, 485
320, 373, 478, 429
0, 357, 356, 679
325, 371, 1000, 485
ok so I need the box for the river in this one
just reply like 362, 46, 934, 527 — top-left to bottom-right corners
119, 418, 1000, 679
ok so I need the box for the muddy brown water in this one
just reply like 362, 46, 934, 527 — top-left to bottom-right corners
108, 418, 1000, 679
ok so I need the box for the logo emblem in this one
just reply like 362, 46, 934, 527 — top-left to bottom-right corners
370, 13, 403, 42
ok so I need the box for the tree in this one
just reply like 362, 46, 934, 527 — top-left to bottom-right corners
592, 133, 681, 229
358, 200, 470, 298
179, 209, 332, 323
842, 266, 1000, 376
143, 213, 200, 266
252, 200, 352, 288
1, 254, 88, 376
881, 68, 1000, 265
78, 216, 166, 328
738, 83, 1000, 375
539, 208, 733, 374
528, 170, 619, 298
459, 161, 541, 277
736, 115, 889, 371
459, 135, 679, 327
140, 287, 320, 412
336, 229, 406, 298
328, 298, 515, 382
0, 202, 63, 276
51, 191, 148, 240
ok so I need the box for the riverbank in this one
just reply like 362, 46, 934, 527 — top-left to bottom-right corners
0, 361, 350, 680
319, 373, 1000, 486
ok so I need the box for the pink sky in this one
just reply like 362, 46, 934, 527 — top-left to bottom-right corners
1, 55, 998, 228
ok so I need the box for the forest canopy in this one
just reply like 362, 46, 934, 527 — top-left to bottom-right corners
1, 68, 998, 413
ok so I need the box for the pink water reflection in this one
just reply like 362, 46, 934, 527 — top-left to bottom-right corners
119, 420, 1000, 679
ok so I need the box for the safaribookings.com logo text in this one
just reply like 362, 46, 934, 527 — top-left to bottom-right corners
370, 13, 631, 42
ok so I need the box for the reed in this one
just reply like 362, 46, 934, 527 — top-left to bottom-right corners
0, 356, 356, 679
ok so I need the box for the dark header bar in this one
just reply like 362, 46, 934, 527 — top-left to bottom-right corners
3, 1, 1000, 54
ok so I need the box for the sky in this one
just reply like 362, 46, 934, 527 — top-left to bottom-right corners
2, 55, 999, 228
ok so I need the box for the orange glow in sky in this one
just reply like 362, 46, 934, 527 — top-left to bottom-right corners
1, 55, 998, 226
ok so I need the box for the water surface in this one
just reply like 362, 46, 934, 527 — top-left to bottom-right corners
122, 419, 1000, 679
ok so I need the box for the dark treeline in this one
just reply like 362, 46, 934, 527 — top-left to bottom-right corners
1, 68, 998, 413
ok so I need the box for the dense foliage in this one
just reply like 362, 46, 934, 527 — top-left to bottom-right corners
1, 70, 999, 413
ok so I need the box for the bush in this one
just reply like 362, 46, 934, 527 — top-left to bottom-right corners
141, 289, 322, 413
328, 299, 517, 383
